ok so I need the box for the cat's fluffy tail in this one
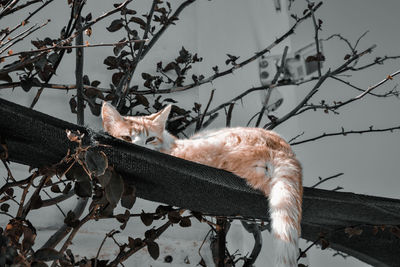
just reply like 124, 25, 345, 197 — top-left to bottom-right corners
268, 154, 303, 267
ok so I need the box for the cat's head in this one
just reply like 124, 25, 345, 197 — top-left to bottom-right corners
101, 102, 173, 151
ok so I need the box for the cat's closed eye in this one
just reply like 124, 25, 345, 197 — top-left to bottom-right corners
120, 135, 132, 142
145, 136, 156, 144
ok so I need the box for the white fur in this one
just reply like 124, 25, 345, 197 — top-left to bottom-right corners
269, 161, 301, 267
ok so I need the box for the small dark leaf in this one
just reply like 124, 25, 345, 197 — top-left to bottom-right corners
89, 102, 102, 116
50, 184, 61, 193
34, 248, 64, 262
85, 13, 92, 22
124, 9, 137, 15
129, 17, 146, 28
146, 241, 160, 260
69, 97, 77, 114
135, 95, 149, 107
31, 194, 43, 210
20, 77, 33, 92
179, 217, 191, 227
128, 237, 143, 249
155, 205, 174, 216
107, 19, 124, 32
62, 182, 72, 194
115, 211, 129, 223
320, 238, 329, 250
74, 179, 92, 198
64, 211, 79, 228
85, 150, 108, 177
145, 229, 157, 240
103, 56, 118, 69
163, 62, 177, 72
162, 98, 178, 103
168, 211, 181, 224
105, 172, 124, 207
141, 72, 153, 80
91, 80, 101, 87
112, 72, 124, 87
0, 203, 10, 212
212, 65, 219, 73
5, 188, 13, 196
121, 183, 136, 209
140, 212, 154, 226
83, 75, 90, 86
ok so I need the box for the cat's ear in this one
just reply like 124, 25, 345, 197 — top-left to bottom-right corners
101, 101, 130, 136
148, 104, 171, 128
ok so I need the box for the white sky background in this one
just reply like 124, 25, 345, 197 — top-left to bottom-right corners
1, 0, 400, 266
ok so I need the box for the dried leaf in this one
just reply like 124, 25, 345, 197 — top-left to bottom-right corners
129, 17, 146, 28
146, 240, 160, 260
74, 179, 92, 197
64, 211, 79, 228
91, 80, 101, 87
140, 212, 153, 226
112, 72, 124, 87
85, 150, 108, 177
31, 194, 43, 210
320, 238, 329, 250
168, 211, 181, 224
105, 172, 124, 207
69, 97, 77, 114
128, 237, 143, 248
50, 184, 61, 193
121, 183, 136, 209
179, 217, 191, 227
0, 203, 10, 212
107, 19, 124, 32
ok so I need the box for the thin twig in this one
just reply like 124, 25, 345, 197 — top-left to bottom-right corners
255, 46, 288, 127
109, 220, 173, 266
94, 230, 119, 267
196, 89, 215, 131
0, 39, 148, 60
1, 0, 54, 43
0, 20, 50, 54
311, 173, 344, 188
0, 0, 42, 18
307, 0, 322, 76
291, 125, 400, 146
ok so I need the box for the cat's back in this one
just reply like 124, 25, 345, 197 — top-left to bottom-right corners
191, 127, 291, 151
171, 127, 293, 164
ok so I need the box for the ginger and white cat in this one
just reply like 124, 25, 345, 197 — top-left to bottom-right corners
101, 102, 303, 267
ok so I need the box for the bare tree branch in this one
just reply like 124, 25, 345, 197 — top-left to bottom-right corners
311, 173, 344, 188
291, 125, 400, 146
